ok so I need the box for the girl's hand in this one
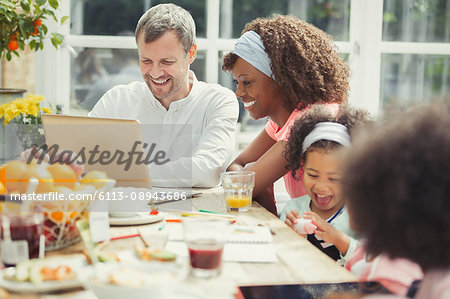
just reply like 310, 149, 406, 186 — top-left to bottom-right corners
284, 209, 301, 230
303, 211, 350, 255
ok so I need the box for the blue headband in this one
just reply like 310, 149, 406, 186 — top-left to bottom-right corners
233, 31, 273, 79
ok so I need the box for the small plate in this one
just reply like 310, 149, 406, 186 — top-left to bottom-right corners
109, 212, 163, 226
0, 256, 86, 293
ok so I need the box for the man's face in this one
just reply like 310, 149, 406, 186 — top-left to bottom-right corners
137, 30, 196, 104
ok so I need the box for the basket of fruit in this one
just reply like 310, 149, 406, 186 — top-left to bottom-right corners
0, 159, 115, 251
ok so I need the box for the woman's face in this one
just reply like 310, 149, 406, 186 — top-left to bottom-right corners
231, 58, 284, 120
303, 148, 344, 219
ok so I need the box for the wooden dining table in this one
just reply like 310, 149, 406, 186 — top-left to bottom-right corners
8, 187, 356, 299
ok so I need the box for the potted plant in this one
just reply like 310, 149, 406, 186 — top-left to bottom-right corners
0, 0, 68, 61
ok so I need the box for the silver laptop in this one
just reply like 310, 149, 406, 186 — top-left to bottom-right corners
41, 114, 152, 188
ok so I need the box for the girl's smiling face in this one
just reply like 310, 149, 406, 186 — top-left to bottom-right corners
303, 148, 344, 219
231, 57, 284, 121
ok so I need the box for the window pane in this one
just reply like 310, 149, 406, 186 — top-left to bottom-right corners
380, 54, 450, 108
219, 0, 350, 41
383, 0, 450, 42
71, 0, 206, 37
70, 48, 205, 115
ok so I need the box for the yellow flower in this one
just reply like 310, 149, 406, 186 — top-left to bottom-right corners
0, 93, 50, 125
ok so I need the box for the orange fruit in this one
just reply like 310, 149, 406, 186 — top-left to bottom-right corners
8, 39, 18, 51
0, 182, 6, 195
18, 166, 54, 194
49, 211, 65, 223
26, 158, 49, 168
47, 164, 77, 189
3, 160, 27, 193
33, 19, 42, 26
0, 165, 5, 185
80, 170, 109, 189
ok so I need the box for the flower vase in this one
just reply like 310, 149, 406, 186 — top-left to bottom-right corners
0, 88, 27, 164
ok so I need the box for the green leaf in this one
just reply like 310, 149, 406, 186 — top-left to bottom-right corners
48, 0, 58, 10
6, 51, 11, 60
39, 42, 43, 50
43, 8, 55, 18
29, 39, 36, 50
13, 51, 19, 57
20, 0, 30, 12
36, 0, 46, 6
41, 23, 48, 35
61, 15, 69, 25
0, 0, 15, 9
17, 39, 24, 50
51, 36, 57, 48
52, 32, 64, 44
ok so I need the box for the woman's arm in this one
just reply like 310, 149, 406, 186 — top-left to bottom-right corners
246, 140, 290, 196
228, 129, 289, 197
227, 129, 276, 172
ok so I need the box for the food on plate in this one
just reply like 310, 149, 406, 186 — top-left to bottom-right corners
134, 244, 176, 262
5, 259, 75, 284
108, 268, 174, 288
83, 249, 120, 264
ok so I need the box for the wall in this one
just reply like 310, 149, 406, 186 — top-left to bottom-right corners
1, 47, 35, 94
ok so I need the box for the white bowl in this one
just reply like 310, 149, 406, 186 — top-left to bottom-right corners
79, 262, 184, 299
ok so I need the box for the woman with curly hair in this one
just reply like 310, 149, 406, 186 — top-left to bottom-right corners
342, 100, 450, 298
279, 104, 371, 263
222, 15, 349, 214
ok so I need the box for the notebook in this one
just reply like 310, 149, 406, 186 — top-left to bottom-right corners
166, 225, 277, 263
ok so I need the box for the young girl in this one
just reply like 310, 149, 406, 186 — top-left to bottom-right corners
222, 15, 349, 214
280, 104, 371, 263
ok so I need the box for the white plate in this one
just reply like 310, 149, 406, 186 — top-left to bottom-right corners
0, 256, 86, 293
80, 261, 185, 299
109, 212, 163, 226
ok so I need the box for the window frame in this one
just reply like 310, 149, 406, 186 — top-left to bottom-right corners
36, 0, 450, 116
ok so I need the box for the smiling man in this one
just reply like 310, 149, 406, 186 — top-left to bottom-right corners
89, 4, 238, 187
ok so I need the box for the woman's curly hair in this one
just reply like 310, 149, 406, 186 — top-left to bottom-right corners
222, 15, 350, 111
341, 100, 450, 271
285, 104, 372, 180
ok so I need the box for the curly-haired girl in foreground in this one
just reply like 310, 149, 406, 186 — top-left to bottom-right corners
342, 100, 450, 298
279, 104, 371, 263
222, 15, 349, 214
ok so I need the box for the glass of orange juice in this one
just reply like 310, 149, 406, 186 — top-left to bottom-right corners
221, 171, 255, 212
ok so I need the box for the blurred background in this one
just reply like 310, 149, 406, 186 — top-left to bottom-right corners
2, 0, 450, 149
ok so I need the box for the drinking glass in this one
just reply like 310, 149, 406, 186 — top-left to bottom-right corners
0, 211, 45, 267
222, 171, 255, 212
183, 218, 229, 278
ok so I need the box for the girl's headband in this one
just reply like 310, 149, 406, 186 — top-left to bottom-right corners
232, 31, 273, 78
302, 122, 351, 154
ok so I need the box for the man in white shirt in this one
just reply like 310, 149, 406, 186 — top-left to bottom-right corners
89, 4, 238, 188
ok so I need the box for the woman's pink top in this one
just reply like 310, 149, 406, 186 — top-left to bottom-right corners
265, 109, 306, 198
264, 103, 340, 199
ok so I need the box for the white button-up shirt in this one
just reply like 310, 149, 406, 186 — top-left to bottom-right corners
89, 71, 239, 187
